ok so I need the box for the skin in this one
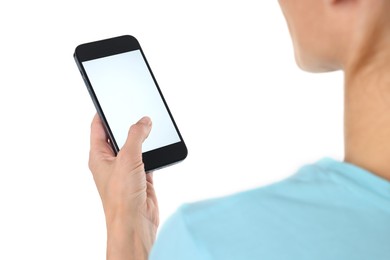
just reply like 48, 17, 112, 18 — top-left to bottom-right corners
278, 0, 390, 181
88, 0, 390, 259
89, 115, 158, 259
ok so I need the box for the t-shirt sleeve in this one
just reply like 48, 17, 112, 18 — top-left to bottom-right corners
149, 205, 211, 260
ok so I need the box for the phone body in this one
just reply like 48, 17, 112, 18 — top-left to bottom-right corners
74, 35, 187, 172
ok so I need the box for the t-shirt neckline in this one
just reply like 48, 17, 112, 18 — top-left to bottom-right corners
317, 157, 390, 201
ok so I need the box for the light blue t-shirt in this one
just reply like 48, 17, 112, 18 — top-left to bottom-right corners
150, 157, 390, 259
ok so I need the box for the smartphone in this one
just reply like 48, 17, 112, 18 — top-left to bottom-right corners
74, 35, 187, 172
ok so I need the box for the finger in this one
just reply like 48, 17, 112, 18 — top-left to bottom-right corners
146, 173, 159, 213
119, 117, 152, 163
146, 172, 155, 200
90, 114, 114, 157
146, 172, 154, 184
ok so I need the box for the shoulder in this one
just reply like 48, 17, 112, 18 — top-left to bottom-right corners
178, 159, 338, 223
151, 161, 333, 259
151, 158, 390, 259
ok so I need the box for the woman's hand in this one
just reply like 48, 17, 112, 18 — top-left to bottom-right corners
88, 114, 159, 260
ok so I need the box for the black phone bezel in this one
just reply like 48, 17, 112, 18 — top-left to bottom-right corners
74, 35, 187, 172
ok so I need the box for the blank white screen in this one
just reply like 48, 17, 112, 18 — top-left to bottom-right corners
82, 50, 180, 152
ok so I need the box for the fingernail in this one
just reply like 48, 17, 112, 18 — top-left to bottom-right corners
139, 116, 152, 126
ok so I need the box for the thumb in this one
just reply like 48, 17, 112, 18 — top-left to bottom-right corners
119, 117, 152, 164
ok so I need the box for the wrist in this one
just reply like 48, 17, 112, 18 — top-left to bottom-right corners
106, 220, 146, 260
106, 214, 157, 260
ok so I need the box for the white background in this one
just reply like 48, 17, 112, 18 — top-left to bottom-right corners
0, 1, 343, 259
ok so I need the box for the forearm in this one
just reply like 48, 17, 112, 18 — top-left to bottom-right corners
106, 217, 157, 260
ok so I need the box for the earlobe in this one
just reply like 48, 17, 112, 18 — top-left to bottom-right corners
329, 0, 358, 5
326, 0, 359, 10
324, 0, 341, 9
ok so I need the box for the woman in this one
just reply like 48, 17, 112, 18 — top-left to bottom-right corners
88, 0, 390, 259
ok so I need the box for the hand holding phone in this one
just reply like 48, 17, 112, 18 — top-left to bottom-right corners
74, 35, 187, 171
88, 114, 159, 259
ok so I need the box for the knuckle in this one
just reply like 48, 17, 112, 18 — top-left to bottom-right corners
129, 123, 143, 134
88, 151, 97, 172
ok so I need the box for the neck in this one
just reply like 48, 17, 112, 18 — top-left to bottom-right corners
343, 49, 390, 182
